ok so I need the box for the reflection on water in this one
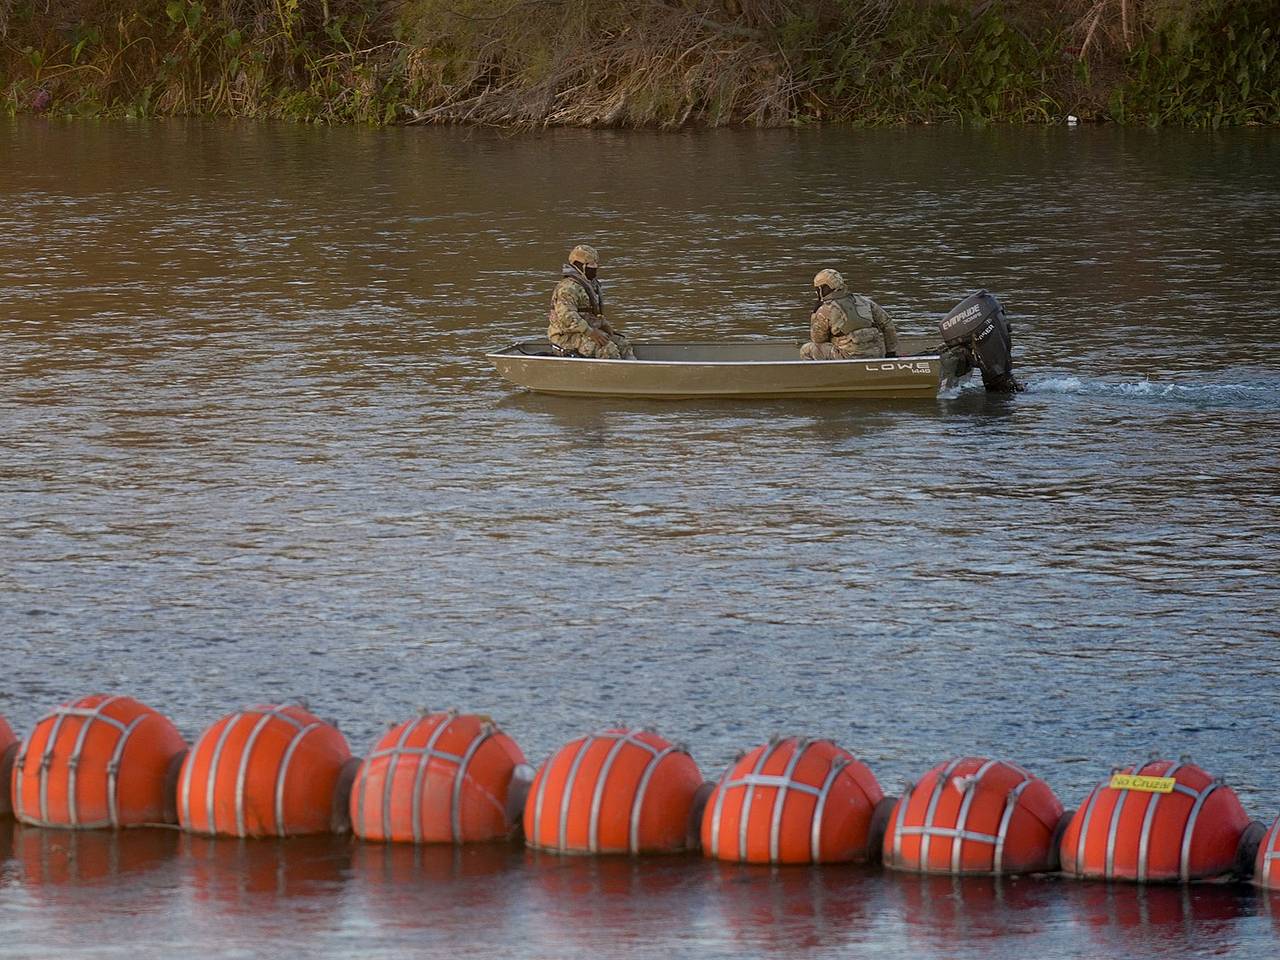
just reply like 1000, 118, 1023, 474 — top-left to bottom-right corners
349, 842, 525, 943
1, 828, 1277, 959
888, 872, 1056, 944
704, 861, 879, 953
1063, 881, 1256, 958
1, 119, 1278, 957
11, 825, 179, 890
181, 834, 350, 914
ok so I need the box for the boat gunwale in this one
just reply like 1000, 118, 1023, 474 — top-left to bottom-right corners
486, 342, 943, 367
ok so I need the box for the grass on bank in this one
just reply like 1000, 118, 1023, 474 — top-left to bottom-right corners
1, 0, 1277, 126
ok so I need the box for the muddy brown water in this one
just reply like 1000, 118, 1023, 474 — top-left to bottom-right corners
1, 119, 1278, 958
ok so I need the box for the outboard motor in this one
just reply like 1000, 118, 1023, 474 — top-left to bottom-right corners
939, 290, 1023, 392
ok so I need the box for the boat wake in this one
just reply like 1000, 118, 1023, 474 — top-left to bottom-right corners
1026, 376, 1279, 410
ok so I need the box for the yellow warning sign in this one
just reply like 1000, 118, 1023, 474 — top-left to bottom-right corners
1110, 774, 1176, 794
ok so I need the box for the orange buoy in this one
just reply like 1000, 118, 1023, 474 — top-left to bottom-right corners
177, 704, 350, 838
1059, 759, 1251, 882
701, 737, 883, 864
10, 695, 186, 829
1254, 815, 1280, 890
525, 728, 702, 854
1, 714, 17, 817
350, 710, 530, 843
883, 756, 1064, 875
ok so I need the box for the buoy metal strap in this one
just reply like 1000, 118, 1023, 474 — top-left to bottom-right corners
918, 757, 968, 868
1179, 779, 1223, 882
1074, 760, 1220, 880
450, 724, 497, 843
64, 696, 123, 828
102, 714, 149, 829
810, 757, 849, 863
20, 696, 129, 828
892, 781, 914, 866
556, 736, 595, 852
529, 729, 669, 854
949, 758, 1002, 873
363, 714, 426, 841
1136, 761, 1182, 882
36, 706, 71, 826
768, 740, 812, 863
588, 733, 637, 853
992, 777, 1035, 875
275, 722, 323, 837
708, 766, 732, 859
1103, 759, 1145, 879
1264, 834, 1279, 887
736, 739, 785, 862
196, 712, 246, 834
186, 705, 305, 835
407, 715, 456, 844
628, 745, 678, 855
235, 711, 278, 838
530, 734, 566, 849
1073, 783, 1104, 876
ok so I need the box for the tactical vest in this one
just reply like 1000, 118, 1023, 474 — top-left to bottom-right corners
560, 267, 604, 316
827, 293, 874, 338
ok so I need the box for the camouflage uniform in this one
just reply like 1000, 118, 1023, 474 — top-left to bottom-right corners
800, 269, 898, 360
547, 244, 634, 360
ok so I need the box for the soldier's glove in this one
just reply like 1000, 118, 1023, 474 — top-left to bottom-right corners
885, 351, 898, 358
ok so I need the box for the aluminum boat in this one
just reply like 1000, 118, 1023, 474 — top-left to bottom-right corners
490, 290, 1025, 399
487, 336, 949, 400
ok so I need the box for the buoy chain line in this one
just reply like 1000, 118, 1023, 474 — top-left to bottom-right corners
708, 738, 855, 863
180, 705, 320, 838
1072, 759, 1222, 882
14, 695, 150, 830
4, 702, 1268, 886
530, 728, 680, 854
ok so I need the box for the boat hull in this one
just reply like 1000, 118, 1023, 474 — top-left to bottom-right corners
487, 340, 945, 400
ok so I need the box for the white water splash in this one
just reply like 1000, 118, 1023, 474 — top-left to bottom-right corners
1027, 375, 1279, 409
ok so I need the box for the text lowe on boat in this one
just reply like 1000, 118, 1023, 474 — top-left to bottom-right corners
488, 290, 1022, 400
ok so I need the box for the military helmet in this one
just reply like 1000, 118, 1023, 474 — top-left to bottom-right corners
569, 243, 600, 268
813, 268, 845, 291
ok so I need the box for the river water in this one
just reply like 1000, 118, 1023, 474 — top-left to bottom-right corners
1, 119, 1278, 958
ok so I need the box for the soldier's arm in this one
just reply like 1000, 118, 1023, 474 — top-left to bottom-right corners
810, 306, 833, 343
551, 281, 591, 334
871, 300, 898, 354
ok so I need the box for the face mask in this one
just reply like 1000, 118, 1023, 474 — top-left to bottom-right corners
584, 266, 598, 281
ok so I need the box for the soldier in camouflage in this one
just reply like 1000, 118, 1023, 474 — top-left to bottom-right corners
800, 269, 899, 360
547, 243, 635, 360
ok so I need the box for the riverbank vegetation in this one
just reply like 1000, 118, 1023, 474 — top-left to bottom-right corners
2, 0, 1276, 126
